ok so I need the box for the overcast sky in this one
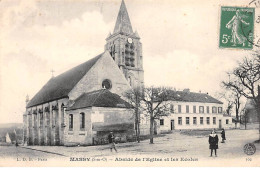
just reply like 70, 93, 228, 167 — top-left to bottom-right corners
0, 0, 259, 124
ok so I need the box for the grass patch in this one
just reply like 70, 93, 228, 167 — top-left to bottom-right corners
180, 130, 221, 137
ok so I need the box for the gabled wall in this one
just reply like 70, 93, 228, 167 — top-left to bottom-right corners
68, 51, 131, 100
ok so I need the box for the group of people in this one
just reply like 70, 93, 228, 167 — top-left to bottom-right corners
208, 129, 226, 157
108, 129, 226, 156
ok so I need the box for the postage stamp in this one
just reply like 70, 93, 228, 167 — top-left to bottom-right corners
219, 6, 255, 49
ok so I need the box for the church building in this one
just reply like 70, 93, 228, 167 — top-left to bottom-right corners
23, 0, 144, 146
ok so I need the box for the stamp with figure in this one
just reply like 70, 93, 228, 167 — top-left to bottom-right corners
219, 6, 255, 49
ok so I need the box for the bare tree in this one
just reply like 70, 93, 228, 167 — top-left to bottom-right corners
222, 52, 260, 139
142, 86, 172, 144
234, 92, 242, 124
241, 108, 249, 130
218, 91, 234, 116
124, 87, 143, 143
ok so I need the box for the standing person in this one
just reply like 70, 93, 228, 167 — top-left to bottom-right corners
221, 129, 226, 143
209, 130, 219, 157
108, 132, 117, 153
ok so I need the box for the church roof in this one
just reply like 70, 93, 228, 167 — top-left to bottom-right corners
27, 53, 103, 108
167, 90, 223, 104
67, 89, 132, 110
113, 0, 133, 35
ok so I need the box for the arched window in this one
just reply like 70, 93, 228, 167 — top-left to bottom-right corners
80, 113, 85, 130
69, 114, 73, 131
128, 76, 132, 86
61, 103, 65, 126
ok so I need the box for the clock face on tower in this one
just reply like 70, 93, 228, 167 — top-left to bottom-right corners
127, 38, 133, 44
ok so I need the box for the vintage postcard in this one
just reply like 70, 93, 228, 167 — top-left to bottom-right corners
0, 0, 260, 167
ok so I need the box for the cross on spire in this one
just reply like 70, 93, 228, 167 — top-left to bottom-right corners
51, 69, 55, 78
113, 0, 133, 34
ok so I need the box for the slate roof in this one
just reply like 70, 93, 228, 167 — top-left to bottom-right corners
167, 91, 223, 104
113, 0, 133, 34
67, 89, 132, 110
27, 53, 103, 108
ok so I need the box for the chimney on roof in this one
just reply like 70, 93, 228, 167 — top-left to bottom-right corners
183, 88, 190, 93
199, 90, 201, 93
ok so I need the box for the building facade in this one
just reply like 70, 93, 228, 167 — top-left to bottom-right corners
23, 0, 141, 146
140, 90, 233, 135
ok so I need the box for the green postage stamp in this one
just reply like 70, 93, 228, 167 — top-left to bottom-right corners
219, 6, 255, 49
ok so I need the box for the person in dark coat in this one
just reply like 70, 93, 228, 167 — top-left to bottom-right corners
221, 129, 226, 143
108, 132, 117, 152
209, 130, 219, 157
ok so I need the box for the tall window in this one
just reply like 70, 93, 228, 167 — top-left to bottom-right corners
178, 105, 182, 113
193, 117, 197, 125
226, 119, 229, 124
170, 104, 174, 113
160, 119, 164, 126
178, 117, 182, 125
207, 106, 210, 113
186, 105, 189, 113
125, 43, 135, 67
69, 114, 73, 131
193, 106, 196, 113
128, 77, 132, 86
186, 117, 190, 125
212, 107, 217, 113
207, 117, 210, 125
218, 107, 223, 114
53, 114, 56, 127
200, 117, 203, 124
213, 117, 216, 124
40, 113, 43, 127
80, 113, 85, 130
199, 106, 204, 113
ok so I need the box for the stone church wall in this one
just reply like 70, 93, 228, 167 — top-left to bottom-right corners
64, 108, 92, 146
24, 98, 68, 146
64, 107, 135, 146
91, 107, 135, 144
68, 52, 131, 100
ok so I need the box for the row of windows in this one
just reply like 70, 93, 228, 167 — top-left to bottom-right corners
160, 118, 229, 126
69, 113, 85, 131
170, 105, 222, 114
178, 117, 216, 125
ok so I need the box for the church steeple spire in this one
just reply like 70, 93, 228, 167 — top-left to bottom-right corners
105, 0, 144, 88
113, 0, 133, 35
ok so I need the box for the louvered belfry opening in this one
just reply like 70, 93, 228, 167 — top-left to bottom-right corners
125, 43, 135, 67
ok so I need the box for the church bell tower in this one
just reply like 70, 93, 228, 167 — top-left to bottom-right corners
105, 0, 144, 88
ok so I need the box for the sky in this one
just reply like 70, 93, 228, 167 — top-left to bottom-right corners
0, 0, 259, 124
